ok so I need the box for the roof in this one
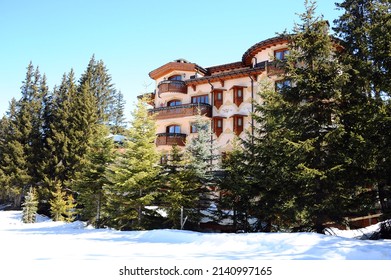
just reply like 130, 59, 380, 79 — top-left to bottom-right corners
149, 60, 207, 80
242, 35, 289, 65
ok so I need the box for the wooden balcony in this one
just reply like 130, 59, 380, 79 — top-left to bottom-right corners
156, 133, 187, 147
267, 60, 286, 76
158, 80, 187, 94
150, 103, 212, 120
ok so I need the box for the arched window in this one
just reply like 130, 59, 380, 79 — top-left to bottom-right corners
167, 100, 182, 106
168, 75, 182, 81
167, 125, 181, 134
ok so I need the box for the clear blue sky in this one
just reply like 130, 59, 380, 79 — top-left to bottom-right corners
0, 0, 342, 119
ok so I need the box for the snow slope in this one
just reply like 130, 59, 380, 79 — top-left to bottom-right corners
1, 210, 391, 260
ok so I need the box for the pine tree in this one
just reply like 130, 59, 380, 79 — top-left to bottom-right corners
185, 110, 219, 184
73, 124, 115, 228
218, 140, 256, 232
247, 1, 371, 232
109, 90, 127, 134
49, 182, 76, 222
246, 81, 300, 231
79, 55, 117, 124
183, 110, 220, 227
104, 97, 160, 230
22, 187, 38, 223
159, 144, 202, 229
334, 0, 391, 216
0, 99, 31, 208
42, 70, 98, 191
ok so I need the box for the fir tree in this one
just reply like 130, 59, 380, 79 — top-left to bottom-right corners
218, 140, 256, 232
159, 144, 202, 229
104, 97, 160, 230
247, 1, 370, 231
22, 187, 38, 223
79, 55, 117, 124
334, 0, 391, 216
73, 124, 116, 228
49, 182, 76, 222
185, 110, 219, 184
0, 99, 31, 207
42, 70, 98, 193
109, 90, 127, 134
183, 110, 220, 226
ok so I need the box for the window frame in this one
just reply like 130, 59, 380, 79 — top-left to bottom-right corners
213, 117, 224, 137
167, 99, 182, 107
274, 48, 289, 60
233, 115, 244, 135
232, 86, 246, 107
213, 90, 224, 109
167, 125, 181, 134
191, 94, 209, 104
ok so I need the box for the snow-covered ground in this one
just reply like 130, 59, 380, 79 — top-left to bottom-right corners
1, 210, 391, 261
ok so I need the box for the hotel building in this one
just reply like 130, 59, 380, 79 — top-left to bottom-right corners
147, 35, 289, 156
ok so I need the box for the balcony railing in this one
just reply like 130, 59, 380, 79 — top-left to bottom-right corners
158, 80, 187, 94
149, 103, 212, 119
266, 60, 286, 76
156, 133, 187, 147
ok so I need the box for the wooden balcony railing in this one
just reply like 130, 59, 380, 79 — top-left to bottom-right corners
156, 133, 187, 147
158, 80, 187, 94
149, 103, 212, 120
267, 60, 286, 76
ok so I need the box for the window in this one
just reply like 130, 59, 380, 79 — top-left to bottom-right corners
213, 117, 224, 137
274, 48, 289, 60
191, 95, 209, 104
213, 90, 224, 109
232, 86, 246, 106
190, 123, 198, 133
275, 79, 291, 93
233, 115, 244, 135
168, 75, 182, 81
167, 100, 182, 106
167, 125, 181, 134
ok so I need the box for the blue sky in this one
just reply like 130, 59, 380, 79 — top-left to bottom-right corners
0, 0, 342, 118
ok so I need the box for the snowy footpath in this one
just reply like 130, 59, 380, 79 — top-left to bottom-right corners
1, 210, 391, 261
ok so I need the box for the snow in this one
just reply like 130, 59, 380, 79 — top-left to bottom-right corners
1, 210, 391, 261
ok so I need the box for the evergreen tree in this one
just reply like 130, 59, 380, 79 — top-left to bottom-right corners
246, 81, 300, 231
183, 110, 220, 227
22, 187, 38, 223
159, 144, 202, 229
334, 0, 391, 216
185, 110, 219, 184
0, 99, 31, 207
73, 124, 116, 228
49, 182, 76, 222
104, 97, 160, 230
79, 55, 117, 124
247, 1, 371, 231
42, 70, 98, 193
109, 90, 127, 134
218, 140, 256, 232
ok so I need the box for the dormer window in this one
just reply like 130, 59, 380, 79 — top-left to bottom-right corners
274, 48, 289, 60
